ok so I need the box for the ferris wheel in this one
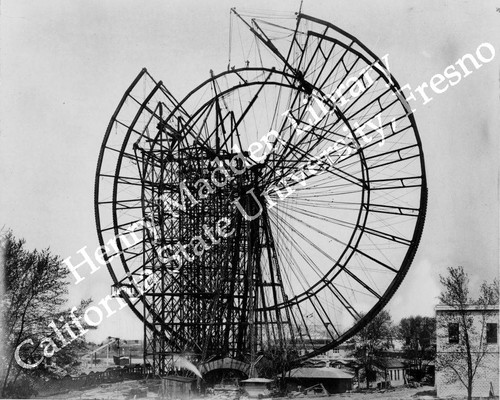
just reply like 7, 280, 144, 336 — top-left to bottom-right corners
95, 9, 427, 376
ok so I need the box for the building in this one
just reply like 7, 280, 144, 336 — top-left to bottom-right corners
298, 339, 355, 360
160, 376, 196, 400
379, 359, 406, 387
354, 358, 406, 389
283, 367, 353, 394
435, 304, 499, 398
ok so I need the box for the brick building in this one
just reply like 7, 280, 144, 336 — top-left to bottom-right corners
435, 304, 499, 398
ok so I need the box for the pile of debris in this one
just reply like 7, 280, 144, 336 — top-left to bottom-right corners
288, 383, 329, 398
207, 384, 241, 400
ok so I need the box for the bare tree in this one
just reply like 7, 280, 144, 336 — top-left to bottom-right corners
436, 266, 499, 400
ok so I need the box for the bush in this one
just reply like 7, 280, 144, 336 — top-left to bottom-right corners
4, 377, 38, 398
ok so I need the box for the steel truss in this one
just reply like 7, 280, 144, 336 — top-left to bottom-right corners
95, 10, 427, 377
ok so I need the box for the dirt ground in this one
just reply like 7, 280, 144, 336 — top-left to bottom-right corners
326, 386, 437, 399
39, 379, 161, 399
38, 381, 438, 400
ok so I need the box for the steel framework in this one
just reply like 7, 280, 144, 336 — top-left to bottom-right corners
95, 10, 427, 377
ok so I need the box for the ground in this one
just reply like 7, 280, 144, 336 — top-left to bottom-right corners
328, 387, 437, 399
39, 381, 440, 400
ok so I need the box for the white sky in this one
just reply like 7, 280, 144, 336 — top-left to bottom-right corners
1, 0, 499, 343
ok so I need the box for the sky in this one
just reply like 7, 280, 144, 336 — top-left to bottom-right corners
1, 0, 499, 343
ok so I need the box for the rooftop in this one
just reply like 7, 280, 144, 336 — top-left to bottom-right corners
435, 304, 499, 312
285, 367, 354, 380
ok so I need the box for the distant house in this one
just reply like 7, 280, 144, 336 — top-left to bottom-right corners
283, 367, 354, 394
380, 359, 406, 387
326, 341, 355, 358
297, 329, 355, 359
356, 358, 406, 389
329, 358, 357, 370
435, 304, 499, 398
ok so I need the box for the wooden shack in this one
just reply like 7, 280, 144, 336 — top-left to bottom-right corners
160, 375, 196, 400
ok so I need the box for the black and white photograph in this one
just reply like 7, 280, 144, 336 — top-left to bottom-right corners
0, 1, 499, 399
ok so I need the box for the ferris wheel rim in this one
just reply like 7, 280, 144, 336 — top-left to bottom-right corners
93, 9, 429, 366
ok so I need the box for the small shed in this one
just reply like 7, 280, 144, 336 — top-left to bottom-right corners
160, 375, 196, 400
283, 367, 353, 394
370, 359, 407, 387
383, 359, 406, 387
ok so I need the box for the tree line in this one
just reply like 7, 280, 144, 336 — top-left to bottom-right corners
350, 310, 435, 389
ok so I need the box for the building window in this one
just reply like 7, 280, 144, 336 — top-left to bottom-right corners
487, 323, 498, 344
448, 323, 459, 344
